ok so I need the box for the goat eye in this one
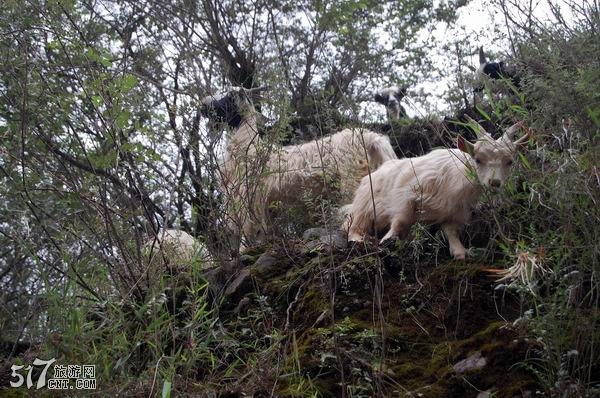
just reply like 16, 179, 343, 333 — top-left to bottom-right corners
475, 158, 482, 164
507, 159, 514, 166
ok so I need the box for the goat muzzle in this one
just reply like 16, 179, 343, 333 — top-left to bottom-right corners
489, 179, 501, 188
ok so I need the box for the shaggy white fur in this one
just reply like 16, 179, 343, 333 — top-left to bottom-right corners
342, 119, 528, 260
217, 88, 398, 248
146, 229, 212, 268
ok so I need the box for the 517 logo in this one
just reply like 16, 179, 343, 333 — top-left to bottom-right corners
10, 358, 97, 390
10, 358, 57, 390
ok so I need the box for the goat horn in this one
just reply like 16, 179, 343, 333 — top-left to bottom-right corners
464, 115, 487, 138
513, 127, 530, 146
504, 121, 524, 141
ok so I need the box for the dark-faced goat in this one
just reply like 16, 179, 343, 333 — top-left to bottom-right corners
202, 87, 398, 249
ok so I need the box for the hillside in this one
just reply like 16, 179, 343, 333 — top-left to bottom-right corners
1, 0, 599, 396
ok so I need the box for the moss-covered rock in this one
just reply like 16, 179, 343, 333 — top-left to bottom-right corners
207, 239, 540, 397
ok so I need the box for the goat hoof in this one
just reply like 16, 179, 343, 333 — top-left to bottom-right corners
347, 234, 364, 242
453, 252, 466, 261
379, 236, 396, 245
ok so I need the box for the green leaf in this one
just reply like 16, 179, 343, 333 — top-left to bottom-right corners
161, 380, 172, 398
475, 105, 491, 121
85, 47, 99, 62
115, 111, 131, 129
47, 40, 60, 50
518, 152, 531, 170
586, 106, 600, 128
100, 56, 112, 68
94, 49, 113, 68
121, 74, 137, 92
91, 95, 103, 107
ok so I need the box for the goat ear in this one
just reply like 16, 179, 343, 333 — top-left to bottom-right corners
457, 135, 475, 156
464, 115, 487, 138
394, 87, 407, 101
374, 93, 385, 104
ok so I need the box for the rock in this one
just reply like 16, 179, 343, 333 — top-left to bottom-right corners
302, 228, 347, 252
325, 231, 348, 250
253, 253, 279, 276
302, 227, 329, 240
476, 390, 493, 398
238, 254, 255, 266
234, 297, 251, 315
224, 268, 252, 300
452, 351, 487, 373
202, 258, 239, 296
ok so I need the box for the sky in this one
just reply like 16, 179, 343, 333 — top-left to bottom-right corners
367, 0, 576, 120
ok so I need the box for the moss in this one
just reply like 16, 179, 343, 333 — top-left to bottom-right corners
453, 321, 505, 353
427, 261, 485, 283
500, 374, 539, 397
393, 362, 426, 379
195, 243, 540, 396
261, 277, 289, 297
424, 342, 454, 375
310, 379, 343, 398
293, 288, 328, 327
276, 375, 328, 398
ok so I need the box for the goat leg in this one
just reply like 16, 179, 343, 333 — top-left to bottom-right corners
442, 222, 467, 260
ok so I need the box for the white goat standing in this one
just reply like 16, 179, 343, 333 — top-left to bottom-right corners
202, 87, 397, 248
342, 118, 529, 260
374, 86, 408, 121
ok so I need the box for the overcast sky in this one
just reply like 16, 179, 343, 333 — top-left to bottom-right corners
365, 0, 575, 120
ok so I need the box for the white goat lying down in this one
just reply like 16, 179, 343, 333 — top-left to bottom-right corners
145, 229, 212, 269
202, 87, 397, 247
342, 119, 529, 260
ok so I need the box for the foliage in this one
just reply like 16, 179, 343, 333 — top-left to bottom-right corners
0, 0, 599, 396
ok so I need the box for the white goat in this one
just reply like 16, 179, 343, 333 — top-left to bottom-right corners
202, 87, 397, 247
342, 118, 529, 260
146, 229, 212, 269
374, 86, 407, 121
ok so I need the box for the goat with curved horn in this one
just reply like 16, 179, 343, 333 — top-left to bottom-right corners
343, 120, 531, 260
